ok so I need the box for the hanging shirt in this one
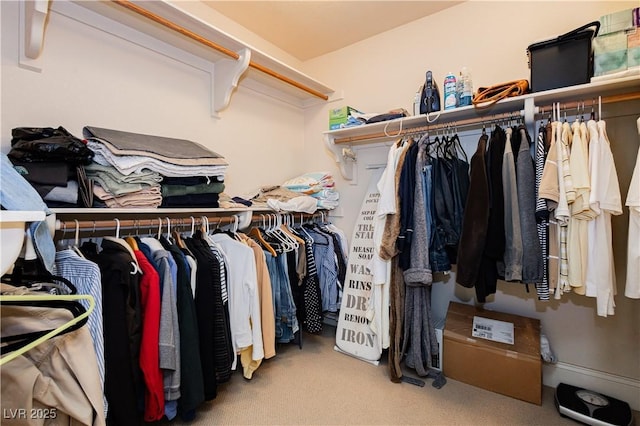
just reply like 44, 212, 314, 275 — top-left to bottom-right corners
534, 124, 550, 300
539, 122, 560, 296
516, 126, 544, 284
140, 237, 181, 419
567, 120, 594, 293
556, 122, 572, 295
210, 233, 264, 364
132, 250, 165, 422
367, 142, 405, 352
54, 249, 107, 417
240, 234, 276, 360
502, 127, 523, 281
585, 121, 623, 316
625, 122, 640, 299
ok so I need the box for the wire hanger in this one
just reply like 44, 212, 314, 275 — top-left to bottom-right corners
0, 292, 95, 366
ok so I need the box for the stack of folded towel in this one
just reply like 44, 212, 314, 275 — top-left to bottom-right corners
83, 126, 227, 208
282, 171, 339, 210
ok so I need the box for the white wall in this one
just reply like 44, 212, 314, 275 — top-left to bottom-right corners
0, 1, 306, 197
170, 0, 304, 71
302, 0, 640, 409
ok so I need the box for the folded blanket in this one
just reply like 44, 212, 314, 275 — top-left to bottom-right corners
311, 189, 340, 201
93, 184, 162, 208
89, 141, 226, 178
86, 164, 160, 196
83, 126, 227, 166
282, 171, 334, 194
267, 196, 318, 214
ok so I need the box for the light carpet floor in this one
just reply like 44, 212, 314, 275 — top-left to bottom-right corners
159, 324, 602, 425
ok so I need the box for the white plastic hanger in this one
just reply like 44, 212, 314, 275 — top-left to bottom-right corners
71, 219, 86, 258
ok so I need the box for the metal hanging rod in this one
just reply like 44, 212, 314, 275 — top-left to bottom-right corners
112, 0, 329, 101
55, 211, 325, 237
535, 91, 640, 113
56, 215, 237, 237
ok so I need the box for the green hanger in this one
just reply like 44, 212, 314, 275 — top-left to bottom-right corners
0, 293, 95, 366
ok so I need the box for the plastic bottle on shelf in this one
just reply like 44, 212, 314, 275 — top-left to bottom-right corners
459, 67, 473, 107
414, 89, 422, 116
443, 72, 457, 110
456, 72, 464, 107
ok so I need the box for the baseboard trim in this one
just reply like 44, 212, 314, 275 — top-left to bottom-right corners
543, 362, 640, 411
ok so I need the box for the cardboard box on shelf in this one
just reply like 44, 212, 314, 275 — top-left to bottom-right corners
628, 29, 640, 69
443, 302, 542, 405
594, 30, 629, 77
599, 8, 635, 36
329, 106, 362, 130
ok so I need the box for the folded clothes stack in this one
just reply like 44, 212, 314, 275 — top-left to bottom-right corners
282, 171, 339, 210
159, 176, 225, 208
8, 127, 94, 208
83, 126, 228, 208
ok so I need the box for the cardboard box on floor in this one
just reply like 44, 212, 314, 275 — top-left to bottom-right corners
443, 301, 542, 405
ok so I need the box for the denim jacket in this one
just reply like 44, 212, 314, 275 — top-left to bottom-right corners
0, 153, 55, 273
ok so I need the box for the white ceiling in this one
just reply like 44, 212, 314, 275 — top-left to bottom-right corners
202, 1, 463, 61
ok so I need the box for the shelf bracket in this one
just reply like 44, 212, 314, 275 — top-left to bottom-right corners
211, 47, 251, 118
324, 134, 357, 182
19, 0, 51, 72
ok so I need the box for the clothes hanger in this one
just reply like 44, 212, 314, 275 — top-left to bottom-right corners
161, 217, 176, 245
264, 214, 290, 253
105, 218, 140, 275
2, 264, 79, 294
295, 213, 315, 241
273, 214, 298, 251
64, 219, 87, 259
123, 218, 140, 252
173, 218, 186, 249
0, 296, 86, 357
0, 293, 95, 366
281, 214, 305, 246
248, 215, 277, 256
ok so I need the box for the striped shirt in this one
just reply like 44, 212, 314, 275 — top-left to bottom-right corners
54, 249, 107, 416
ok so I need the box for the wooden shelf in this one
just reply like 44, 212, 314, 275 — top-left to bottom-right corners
23, 0, 334, 115
324, 75, 640, 180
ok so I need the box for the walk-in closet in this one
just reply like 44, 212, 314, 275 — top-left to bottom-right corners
1, 1, 639, 424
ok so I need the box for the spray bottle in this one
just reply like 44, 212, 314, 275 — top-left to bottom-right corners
443, 72, 457, 110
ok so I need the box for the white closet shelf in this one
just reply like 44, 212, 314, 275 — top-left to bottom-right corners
324, 75, 640, 180
0, 210, 47, 276
24, 0, 334, 114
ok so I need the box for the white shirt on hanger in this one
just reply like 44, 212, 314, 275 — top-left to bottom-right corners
585, 121, 622, 317
209, 233, 264, 364
624, 118, 640, 299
